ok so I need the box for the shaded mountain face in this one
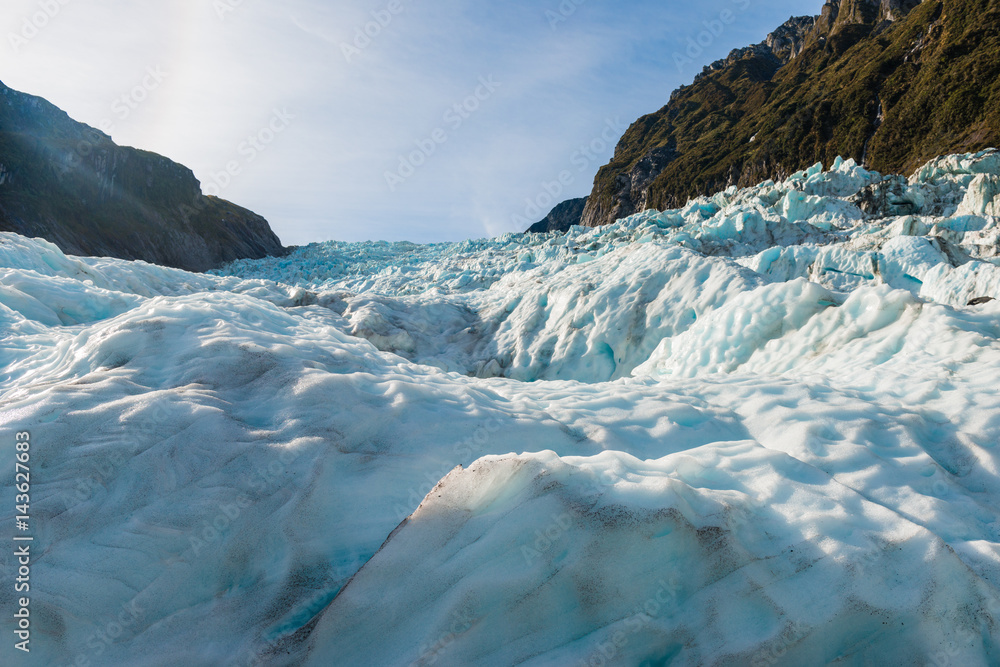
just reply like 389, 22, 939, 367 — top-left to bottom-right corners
526, 197, 588, 234
582, 0, 1000, 227
0, 81, 285, 271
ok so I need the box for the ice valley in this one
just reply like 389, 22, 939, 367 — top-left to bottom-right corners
4, 151, 1000, 664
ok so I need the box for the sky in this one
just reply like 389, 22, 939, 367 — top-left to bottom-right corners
2, 0, 820, 246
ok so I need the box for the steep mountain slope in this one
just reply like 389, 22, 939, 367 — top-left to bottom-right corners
0, 80, 286, 271
582, 0, 1000, 227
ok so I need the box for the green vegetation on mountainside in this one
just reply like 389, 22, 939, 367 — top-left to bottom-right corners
584, 0, 1000, 226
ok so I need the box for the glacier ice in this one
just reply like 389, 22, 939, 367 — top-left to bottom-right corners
2, 149, 1000, 664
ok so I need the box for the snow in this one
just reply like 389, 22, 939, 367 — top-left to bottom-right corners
305, 448, 999, 666
2, 149, 1000, 664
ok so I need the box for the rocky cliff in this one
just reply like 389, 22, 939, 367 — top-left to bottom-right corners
0, 80, 285, 271
526, 197, 588, 233
581, 0, 1000, 227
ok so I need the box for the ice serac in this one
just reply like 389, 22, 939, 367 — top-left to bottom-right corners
0, 81, 286, 271
581, 0, 994, 229
305, 450, 999, 666
212, 150, 1000, 381
4, 148, 1000, 664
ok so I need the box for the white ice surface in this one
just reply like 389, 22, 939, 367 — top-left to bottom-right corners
2, 150, 1000, 665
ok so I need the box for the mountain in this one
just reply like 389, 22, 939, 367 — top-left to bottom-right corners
581, 0, 1000, 227
526, 197, 588, 233
0, 80, 286, 271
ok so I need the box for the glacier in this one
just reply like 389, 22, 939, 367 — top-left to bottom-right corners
2, 150, 1000, 664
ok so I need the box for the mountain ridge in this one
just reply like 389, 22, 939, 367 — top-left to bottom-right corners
0, 80, 286, 272
581, 0, 1000, 228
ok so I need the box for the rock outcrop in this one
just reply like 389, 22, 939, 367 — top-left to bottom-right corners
692, 15, 817, 85
526, 197, 589, 234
